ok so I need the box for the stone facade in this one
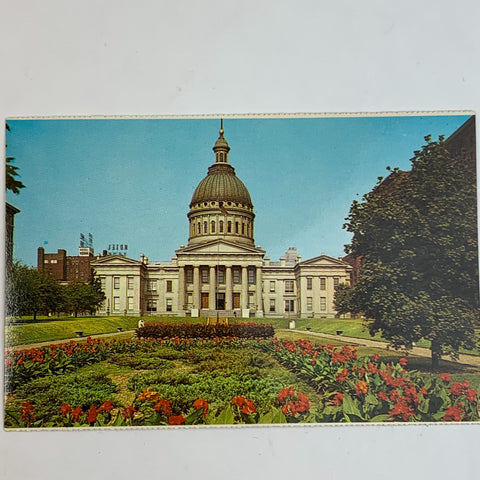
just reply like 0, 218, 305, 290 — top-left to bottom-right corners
91, 124, 352, 318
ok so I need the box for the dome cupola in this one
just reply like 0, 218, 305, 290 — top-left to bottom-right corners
187, 121, 255, 246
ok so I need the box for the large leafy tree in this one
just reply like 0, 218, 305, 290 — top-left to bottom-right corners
64, 278, 105, 317
6, 263, 64, 320
344, 134, 479, 368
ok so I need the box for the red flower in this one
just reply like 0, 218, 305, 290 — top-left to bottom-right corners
449, 382, 464, 396
168, 415, 187, 425
193, 398, 209, 418
61, 404, 72, 417
443, 405, 463, 422
98, 400, 114, 414
333, 393, 344, 406
154, 399, 172, 415
389, 399, 415, 421
399, 357, 408, 367
121, 406, 136, 421
72, 407, 83, 422
371, 353, 380, 362
440, 373, 451, 383
20, 401, 35, 424
232, 395, 247, 408
241, 399, 257, 415
367, 363, 378, 375
420, 387, 428, 395
463, 380, 470, 389
378, 391, 389, 401
465, 389, 477, 403
336, 369, 349, 383
86, 405, 98, 424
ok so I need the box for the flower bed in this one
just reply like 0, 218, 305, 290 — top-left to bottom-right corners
255, 338, 479, 422
136, 322, 274, 340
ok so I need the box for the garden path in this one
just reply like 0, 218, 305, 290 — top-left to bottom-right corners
283, 329, 480, 369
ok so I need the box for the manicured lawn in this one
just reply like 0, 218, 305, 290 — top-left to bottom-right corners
5, 317, 140, 346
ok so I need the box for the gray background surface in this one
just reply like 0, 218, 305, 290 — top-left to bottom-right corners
1, 1, 478, 478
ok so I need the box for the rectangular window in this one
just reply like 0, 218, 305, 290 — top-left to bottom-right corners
147, 279, 157, 292
307, 277, 312, 290
217, 267, 225, 284
248, 267, 256, 285
127, 276, 134, 290
147, 299, 157, 312
307, 297, 313, 311
201, 268, 209, 284
320, 297, 327, 311
100, 277, 106, 290
128, 296, 134, 311
166, 280, 173, 293
333, 277, 340, 290
186, 268, 193, 284
233, 268, 241, 284
248, 292, 255, 308
187, 293, 193, 308
320, 277, 326, 290
114, 277, 120, 289
269, 281, 276, 293
285, 280, 294, 293
285, 299, 295, 312
113, 296, 120, 311
166, 298, 173, 312
269, 299, 276, 312
51, 259, 57, 264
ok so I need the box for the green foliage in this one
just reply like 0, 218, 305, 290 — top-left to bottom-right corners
63, 280, 105, 317
4, 371, 117, 427
344, 133, 479, 366
6, 123, 25, 194
333, 283, 356, 316
136, 322, 275, 339
6, 263, 64, 319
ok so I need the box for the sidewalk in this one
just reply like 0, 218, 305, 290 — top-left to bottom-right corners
6, 330, 137, 352
281, 329, 480, 368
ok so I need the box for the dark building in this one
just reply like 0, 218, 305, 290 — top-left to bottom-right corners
5, 203, 20, 265
37, 246, 94, 283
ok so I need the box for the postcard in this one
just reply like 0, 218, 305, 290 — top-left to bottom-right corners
4, 113, 478, 428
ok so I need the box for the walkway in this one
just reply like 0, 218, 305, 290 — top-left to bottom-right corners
6, 330, 137, 352
281, 329, 480, 369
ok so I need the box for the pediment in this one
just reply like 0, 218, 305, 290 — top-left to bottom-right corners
91, 255, 142, 266
299, 254, 350, 268
177, 240, 265, 256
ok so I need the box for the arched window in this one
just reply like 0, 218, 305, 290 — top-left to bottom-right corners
211, 220, 215, 233
219, 220, 224, 233
235, 221, 239, 234
204, 221, 208, 233
197, 222, 201, 234
242, 223, 245, 235
227, 221, 232, 233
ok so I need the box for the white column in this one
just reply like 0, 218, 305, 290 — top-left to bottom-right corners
209, 265, 216, 309
225, 266, 232, 310
193, 266, 200, 309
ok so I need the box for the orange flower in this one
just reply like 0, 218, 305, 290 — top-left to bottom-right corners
354, 381, 368, 396
193, 398, 209, 418
443, 405, 463, 422
241, 399, 257, 415
336, 369, 349, 383
333, 393, 344, 406
72, 407, 83, 422
232, 395, 247, 408
121, 406, 136, 421
440, 373, 451, 383
61, 404, 72, 417
466, 389, 478, 403
168, 415, 187, 425
98, 400, 114, 414
20, 401, 35, 424
399, 357, 408, 367
86, 405, 98, 424
154, 399, 172, 415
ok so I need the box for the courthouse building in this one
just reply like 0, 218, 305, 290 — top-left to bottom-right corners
91, 124, 351, 318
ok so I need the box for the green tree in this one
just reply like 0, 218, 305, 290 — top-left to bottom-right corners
6, 263, 64, 320
6, 123, 25, 194
344, 134, 479, 368
333, 283, 355, 317
64, 279, 105, 317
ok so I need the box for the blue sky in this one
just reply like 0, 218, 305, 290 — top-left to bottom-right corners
6, 114, 472, 267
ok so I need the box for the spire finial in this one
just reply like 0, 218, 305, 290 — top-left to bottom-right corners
219, 118, 224, 136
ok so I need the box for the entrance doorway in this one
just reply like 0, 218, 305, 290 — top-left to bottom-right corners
216, 293, 225, 310
233, 293, 241, 309
201, 293, 209, 309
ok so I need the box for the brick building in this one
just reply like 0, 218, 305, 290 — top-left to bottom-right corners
37, 246, 94, 283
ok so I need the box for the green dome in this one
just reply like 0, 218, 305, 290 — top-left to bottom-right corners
190, 163, 253, 208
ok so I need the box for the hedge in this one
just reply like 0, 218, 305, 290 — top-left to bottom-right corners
136, 322, 274, 339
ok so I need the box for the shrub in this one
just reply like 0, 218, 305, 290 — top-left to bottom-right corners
136, 322, 274, 340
